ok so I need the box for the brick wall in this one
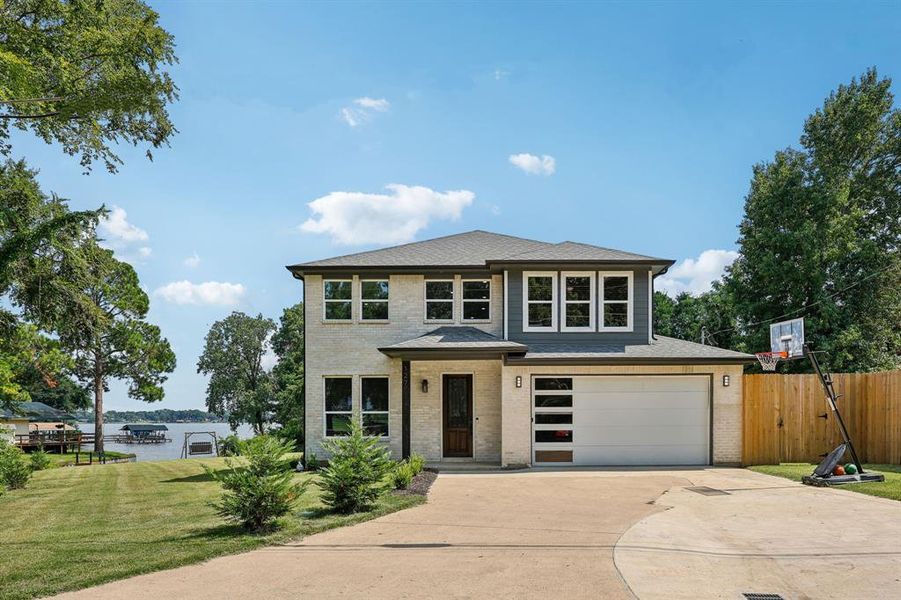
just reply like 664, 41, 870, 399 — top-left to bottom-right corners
304, 273, 503, 461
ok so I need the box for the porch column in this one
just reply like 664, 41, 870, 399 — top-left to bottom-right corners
402, 360, 411, 459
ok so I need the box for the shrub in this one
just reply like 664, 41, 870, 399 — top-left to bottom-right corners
0, 441, 32, 490
29, 450, 51, 471
205, 436, 309, 531
317, 424, 393, 513
218, 434, 241, 457
408, 453, 426, 476
391, 461, 414, 490
305, 452, 319, 471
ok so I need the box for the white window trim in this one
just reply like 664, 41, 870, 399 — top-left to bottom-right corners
461, 279, 492, 323
424, 279, 455, 323
359, 279, 389, 322
322, 279, 353, 323
522, 271, 558, 332
598, 271, 634, 332
360, 376, 390, 438
323, 376, 353, 438
560, 271, 596, 332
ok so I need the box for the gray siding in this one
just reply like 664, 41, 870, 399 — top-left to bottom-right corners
507, 267, 651, 345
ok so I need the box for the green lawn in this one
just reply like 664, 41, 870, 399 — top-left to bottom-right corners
0, 458, 424, 600
749, 463, 901, 501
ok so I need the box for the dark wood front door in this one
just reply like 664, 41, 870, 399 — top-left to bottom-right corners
443, 374, 473, 457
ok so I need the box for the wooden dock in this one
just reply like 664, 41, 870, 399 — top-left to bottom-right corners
14, 432, 172, 449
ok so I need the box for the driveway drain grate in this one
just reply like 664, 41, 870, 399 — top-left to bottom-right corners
686, 486, 730, 496
742, 594, 785, 600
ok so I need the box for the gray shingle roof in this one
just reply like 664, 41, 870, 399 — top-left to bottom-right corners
507, 336, 755, 364
379, 327, 528, 354
289, 230, 671, 271
495, 241, 669, 263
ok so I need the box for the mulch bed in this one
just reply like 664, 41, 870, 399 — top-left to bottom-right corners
394, 469, 438, 497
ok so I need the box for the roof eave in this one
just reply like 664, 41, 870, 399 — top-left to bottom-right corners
379, 347, 526, 360
504, 356, 756, 366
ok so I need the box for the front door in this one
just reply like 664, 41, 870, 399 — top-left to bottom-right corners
443, 374, 473, 458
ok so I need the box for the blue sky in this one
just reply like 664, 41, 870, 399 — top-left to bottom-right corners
11, 1, 901, 411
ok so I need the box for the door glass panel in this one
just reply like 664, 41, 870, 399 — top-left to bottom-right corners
446, 378, 470, 428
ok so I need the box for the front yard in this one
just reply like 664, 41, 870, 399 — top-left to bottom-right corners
749, 463, 901, 501
0, 457, 424, 600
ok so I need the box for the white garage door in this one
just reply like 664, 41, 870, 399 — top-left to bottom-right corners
532, 375, 710, 466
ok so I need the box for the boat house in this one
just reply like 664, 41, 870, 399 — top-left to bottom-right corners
119, 424, 170, 443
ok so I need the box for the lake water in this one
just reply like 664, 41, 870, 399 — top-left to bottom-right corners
77, 422, 256, 462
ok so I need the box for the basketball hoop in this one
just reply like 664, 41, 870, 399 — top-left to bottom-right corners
755, 351, 787, 371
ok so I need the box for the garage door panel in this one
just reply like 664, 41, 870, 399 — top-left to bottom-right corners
574, 444, 708, 466
574, 377, 708, 394
575, 407, 710, 427
573, 392, 708, 410
532, 375, 710, 466
575, 425, 709, 445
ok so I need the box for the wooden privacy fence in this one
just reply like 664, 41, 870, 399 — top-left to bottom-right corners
742, 370, 901, 466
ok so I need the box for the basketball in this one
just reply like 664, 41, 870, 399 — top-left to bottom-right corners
833, 465, 846, 476
845, 463, 858, 475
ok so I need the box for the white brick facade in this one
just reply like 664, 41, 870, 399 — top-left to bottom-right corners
304, 273, 503, 461
303, 272, 744, 467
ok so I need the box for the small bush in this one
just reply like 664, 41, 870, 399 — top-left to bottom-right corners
317, 424, 393, 513
408, 453, 426, 476
29, 450, 51, 471
391, 461, 414, 490
205, 436, 309, 531
218, 434, 241, 457
305, 452, 319, 471
0, 441, 32, 490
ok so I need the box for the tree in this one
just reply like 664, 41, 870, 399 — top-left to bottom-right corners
43, 243, 175, 451
724, 68, 901, 372
197, 312, 276, 436
653, 288, 738, 350
271, 303, 304, 449
0, 0, 178, 172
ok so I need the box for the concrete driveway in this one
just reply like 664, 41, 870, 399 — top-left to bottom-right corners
53, 469, 901, 600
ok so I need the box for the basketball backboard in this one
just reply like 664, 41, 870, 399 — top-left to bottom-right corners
770, 317, 805, 358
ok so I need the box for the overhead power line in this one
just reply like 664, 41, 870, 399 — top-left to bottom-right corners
704, 260, 901, 339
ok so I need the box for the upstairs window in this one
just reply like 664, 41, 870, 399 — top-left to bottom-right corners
561, 272, 595, 331
361, 280, 389, 321
361, 377, 389, 437
599, 272, 633, 331
323, 280, 352, 321
523, 272, 557, 332
425, 280, 454, 321
324, 377, 352, 436
462, 280, 491, 321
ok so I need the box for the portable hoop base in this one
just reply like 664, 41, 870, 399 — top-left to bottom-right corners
802, 472, 885, 487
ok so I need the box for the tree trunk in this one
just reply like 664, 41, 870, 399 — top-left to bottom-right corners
93, 361, 104, 453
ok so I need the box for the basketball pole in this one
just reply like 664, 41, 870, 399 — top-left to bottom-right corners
803, 343, 865, 474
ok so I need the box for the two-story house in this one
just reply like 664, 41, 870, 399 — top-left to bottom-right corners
288, 230, 754, 468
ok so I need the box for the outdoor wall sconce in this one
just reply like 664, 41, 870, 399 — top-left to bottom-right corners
722, 375, 730, 387
515, 375, 522, 388
421, 379, 429, 393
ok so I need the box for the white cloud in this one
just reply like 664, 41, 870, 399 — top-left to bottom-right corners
494, 68, 510, 81
340, 97, 390, 127
184, 252, 201, 268
509, 153, 556, 176
300, 184, 474, 245
99, 206, 149, 242
138, 247, 152, 258
260, 346, 279, 371
657, 249, 739, 297
154, 281, 246, 306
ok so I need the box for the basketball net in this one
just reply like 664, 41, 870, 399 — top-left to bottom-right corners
755, 351, 787, 371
